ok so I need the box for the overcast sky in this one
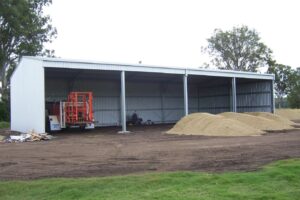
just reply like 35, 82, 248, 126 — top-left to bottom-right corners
45, 0, 300, 69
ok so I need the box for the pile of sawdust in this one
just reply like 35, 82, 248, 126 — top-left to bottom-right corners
219, 112, 294, 131
167, 113, 264, 136
246, 112, 296, 126
275, 109, 300, 120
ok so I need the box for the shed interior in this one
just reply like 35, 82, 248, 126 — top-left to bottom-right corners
45, 68, 273, 128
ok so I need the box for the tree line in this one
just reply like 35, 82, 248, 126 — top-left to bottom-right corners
202, 25, 299, 108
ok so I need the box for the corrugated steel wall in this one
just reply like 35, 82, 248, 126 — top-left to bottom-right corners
45, 77, 186, 126
126, 81, 184, 124
237, 80, 272, 112
126, 81, 161, 123
45, 78, 121, 126
161, 83, 184, 122
197, 85, 231, 114
74, 80, 120, 126
45, 73, 273, 127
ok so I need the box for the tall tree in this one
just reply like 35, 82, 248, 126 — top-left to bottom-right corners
0, 0, 56, 100
287, 69, 300, 108
203, 25, 273, 72
287, 84, 300, 108
268, 64, 298, 108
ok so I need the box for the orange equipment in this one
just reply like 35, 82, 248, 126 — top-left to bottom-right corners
65, 92, 94, 126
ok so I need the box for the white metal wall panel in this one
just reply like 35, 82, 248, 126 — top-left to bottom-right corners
11, 58, 45, 133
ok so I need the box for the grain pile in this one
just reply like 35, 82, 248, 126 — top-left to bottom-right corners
246, 112, 296, 126
219, 112, 294, 131
167, 113, 264, 136
275, 109, 300, 120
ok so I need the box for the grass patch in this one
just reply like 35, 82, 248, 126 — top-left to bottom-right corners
0, 121, 9, 129
0, 159, 300, 200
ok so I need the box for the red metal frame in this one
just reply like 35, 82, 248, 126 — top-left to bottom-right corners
51, 103, 60, 116
65, 92, 94, 125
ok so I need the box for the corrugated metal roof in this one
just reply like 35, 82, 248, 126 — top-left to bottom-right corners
21, 56, 274, 80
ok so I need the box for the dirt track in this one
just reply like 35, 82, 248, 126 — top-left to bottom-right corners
1, 124, 300, 180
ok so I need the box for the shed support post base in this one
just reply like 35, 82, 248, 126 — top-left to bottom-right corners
118, 131, 131, 134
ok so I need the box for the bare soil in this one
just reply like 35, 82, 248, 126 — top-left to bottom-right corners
0, 124, 300, 180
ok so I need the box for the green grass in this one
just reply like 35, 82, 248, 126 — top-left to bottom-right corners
0, 121, 9, 129
1, 159, 300, 200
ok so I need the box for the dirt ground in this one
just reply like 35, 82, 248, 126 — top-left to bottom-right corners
1, 124, 300, 180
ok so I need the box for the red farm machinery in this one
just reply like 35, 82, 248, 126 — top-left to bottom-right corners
47, 92, 95, 131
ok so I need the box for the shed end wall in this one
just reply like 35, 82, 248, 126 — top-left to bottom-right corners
11, 58, 45, 133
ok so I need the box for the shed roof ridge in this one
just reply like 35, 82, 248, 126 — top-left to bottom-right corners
22, 56, 273, 77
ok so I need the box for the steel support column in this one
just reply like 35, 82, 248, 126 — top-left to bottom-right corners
271, 79, 275, 113
120, 70, 128, 133
232, 77, 237, 112
160, 82, 165, 123
183, 73, 189, 116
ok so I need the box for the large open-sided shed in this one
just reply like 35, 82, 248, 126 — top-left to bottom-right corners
11, 56, 275, 133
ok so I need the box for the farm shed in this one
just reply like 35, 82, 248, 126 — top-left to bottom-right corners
10, 56, 275, 133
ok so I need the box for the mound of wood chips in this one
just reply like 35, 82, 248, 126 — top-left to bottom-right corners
275, 109, 300, 120
167, 113, 264, 136
167, 112, 297, 137
246, 112, 296, 126
219, 112, 294, 131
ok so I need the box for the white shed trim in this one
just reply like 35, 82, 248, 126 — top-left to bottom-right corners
21, 56, 274, 80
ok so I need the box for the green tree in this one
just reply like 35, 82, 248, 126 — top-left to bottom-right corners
268, 64, 298, 108
288, 85, 300, 108
0, 0, 57, 101
0, 100, 9, 121
203, 25, 273, 72
287, 69, 300, 108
